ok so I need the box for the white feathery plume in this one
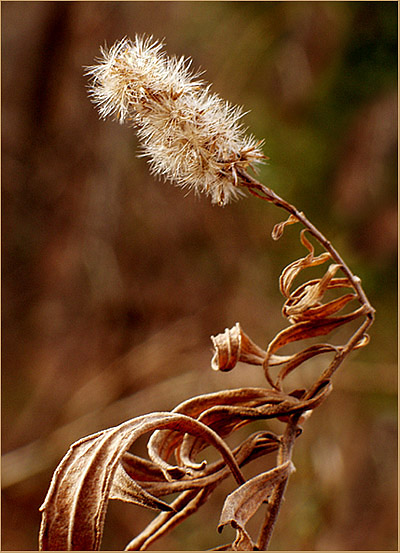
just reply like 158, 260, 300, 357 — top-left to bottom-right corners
86, 35, 265, 205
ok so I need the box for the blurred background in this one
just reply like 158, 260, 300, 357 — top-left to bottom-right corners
2, 1, 397, 550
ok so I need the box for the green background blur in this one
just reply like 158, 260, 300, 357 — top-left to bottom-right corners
2, 1, 397, 550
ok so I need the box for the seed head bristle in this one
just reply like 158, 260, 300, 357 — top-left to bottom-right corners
86, 35, 265, 205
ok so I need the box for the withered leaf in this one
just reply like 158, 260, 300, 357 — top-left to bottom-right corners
218, 461, 295, 550
129, 431, 281, 499
175, 385, 331, 469
271, 213, 300, 241
211, 323, 267, 372
230, 524, 256, 551
120, 451, 166, 482
275, 343, 339, 387
39, 412, 244, 551
284, 293, 357, 323
282, 263, 344, 320
147, 388, 277, 476
109, 463, 173, 510
279, 230, 332, 299
263, 306, 366, 388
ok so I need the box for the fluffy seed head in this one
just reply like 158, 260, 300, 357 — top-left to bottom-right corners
86, 35, 265, 205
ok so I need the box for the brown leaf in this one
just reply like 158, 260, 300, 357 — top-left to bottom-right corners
284, 293, 357, 323
279, 230, 332, 299
174, 385, 331, 469
275, 343, 339, 387
120, 452, 166, 482
174, 391, 294, 469
263, 306, 366, 388
276, 379, 333, 421
39, 412, 244, 551
218, 461, 295, 550
211, 323, 267, 372
271, 213, 300, 241
282, 263, 342, 320
128, 431, 281, 499
147, 388, 276, 476
109, 463, 173, 511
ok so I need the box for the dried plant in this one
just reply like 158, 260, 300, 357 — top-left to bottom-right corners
39, 36, 375, 551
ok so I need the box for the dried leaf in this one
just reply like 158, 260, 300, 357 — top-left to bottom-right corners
176, 385, 330, 468
211, 323, 267, 372
276, 379, 333, 421
263, 306, 366, 388
147, 388, 276, 475
120, 452, 166, 482
282, 263, 342, 319
284, 293, 357, 323
271, 213, 300, 241
109, 463, 173, 511
218, 461, 295, 549
275, 343, 339, 387
231, 526, 256, 551
39, 412, 244, 551
279, 230, 332, 299
127, 431, 281, 499
174, 390, 295, 468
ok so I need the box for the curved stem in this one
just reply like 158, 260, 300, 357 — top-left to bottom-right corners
257, 416, 300, 550
239, 171, 375, 320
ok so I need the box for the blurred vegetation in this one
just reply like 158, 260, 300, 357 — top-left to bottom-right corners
2, 1, 397, 551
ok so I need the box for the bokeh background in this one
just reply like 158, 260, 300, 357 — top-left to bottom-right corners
2, 1, 397, 551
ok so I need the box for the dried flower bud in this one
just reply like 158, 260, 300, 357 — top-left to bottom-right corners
86, 36, 265, 205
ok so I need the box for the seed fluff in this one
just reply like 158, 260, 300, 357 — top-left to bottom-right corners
86, 35, 265, 206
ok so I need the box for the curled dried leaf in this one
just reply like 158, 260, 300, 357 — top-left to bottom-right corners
279, 230, 332, 299
283, 263, 342, 320
275, 343, 339, 387
109, 463, 173, 511
39, 412, 244, 551
218, 460, 295, 550
263, 306, 366, 388
276, 379, 333, 422
211, 322, 266, 372
148, 388, 274, 476
284, 292, 357, 323
121, 431, 282, 499
271, 213, 300, 241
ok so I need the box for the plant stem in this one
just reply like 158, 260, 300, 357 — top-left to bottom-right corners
256, 416, 300, 550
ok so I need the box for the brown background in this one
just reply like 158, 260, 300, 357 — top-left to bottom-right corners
2, 1, 397, 550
